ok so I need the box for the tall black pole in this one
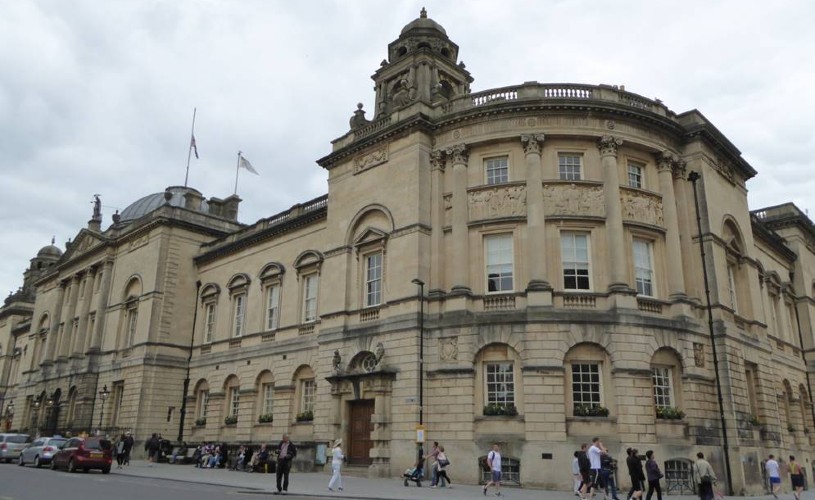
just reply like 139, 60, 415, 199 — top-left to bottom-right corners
412, 279, 425, 425
178, 280, 201, 443
689, 171, 733, 496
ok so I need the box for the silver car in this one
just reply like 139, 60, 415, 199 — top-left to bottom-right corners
18, 436, 67, 467
0, 433, 31, 463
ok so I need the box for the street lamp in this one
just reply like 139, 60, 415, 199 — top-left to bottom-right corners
688, 170, 733, 496
411, 279, 425, 426
98, 385, 110, 429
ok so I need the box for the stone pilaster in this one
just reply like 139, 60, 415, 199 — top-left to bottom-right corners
430, 150, 446, 295
58, 274, 82, 359
90, 260, 114, 352
448, 144, 471, 296
43, 281, 67, 364
656, 151, 687, 300
73, 268, 96, 357
598, 136, 635, 298
521, 133, 553, 305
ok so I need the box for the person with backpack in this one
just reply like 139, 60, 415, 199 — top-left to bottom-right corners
600, 452, 621, 500
483, 442, 503, 497
789, 455, 804, 500
145, 433, 160, 467
693, 452, 717, 500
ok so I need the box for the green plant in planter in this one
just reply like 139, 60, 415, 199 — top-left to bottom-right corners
258, 413, 274, 424
804, 428, 810, 435
483, 403, 519, 416
195, 417, 207, 426
573, 404, 610, 417
655, 406, 685, 420
788, 425, 796, 433
224, 415, 238, 425
296, 410, 314, 422
749, 415, 763, 427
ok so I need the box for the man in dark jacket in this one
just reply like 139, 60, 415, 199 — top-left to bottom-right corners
626, 448, 645, 500
145, 433, 160, 467
578, 443, 592, 498
274, 434, 297, 494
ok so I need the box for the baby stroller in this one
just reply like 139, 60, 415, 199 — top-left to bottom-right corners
403, 466, 424, 487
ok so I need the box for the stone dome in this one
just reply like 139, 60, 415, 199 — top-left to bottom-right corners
37, 244, 62, 259
119, 186, 208, 222
400, 8, 446, 35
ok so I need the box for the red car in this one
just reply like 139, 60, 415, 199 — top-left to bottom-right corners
50, 437, 112, 474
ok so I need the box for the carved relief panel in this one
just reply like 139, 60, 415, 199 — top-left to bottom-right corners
468, 184, 527, 221
620, 188, 664, 227
543, 183, 605, 218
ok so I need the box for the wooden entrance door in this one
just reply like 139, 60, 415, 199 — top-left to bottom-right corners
347, 399, 375, 465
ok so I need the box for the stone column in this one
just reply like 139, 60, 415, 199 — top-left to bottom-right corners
430, 150, 446, 295
43, 281, 67, 363
521, 133, 553, 305
448, 144, 471, 295
73, 268, 96, 357
90, 260, 114, 351
58, 274, 82, 359
656, 152, 687, 300
598, 136, 632, 293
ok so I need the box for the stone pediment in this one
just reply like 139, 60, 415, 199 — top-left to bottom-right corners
353, 227, 389, 248
62, 229, 107, 262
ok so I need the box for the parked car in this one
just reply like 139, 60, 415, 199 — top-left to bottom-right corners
50, 437, 112, 473
0, 433, 31, 463
18, 436, 68, 467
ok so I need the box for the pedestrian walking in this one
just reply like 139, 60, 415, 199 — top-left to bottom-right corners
145, 433, 160, 466
573, 451, 583, 496
626, 448, 645, 500
645, 450, 663, 500
583, 437, 603, 499
115, 434, 126, 468
693, 452, 717, 500
435, 445, 452, 488
789, 455, 804, 500
328, 439, 344, 492
428, 441, 446, 488
123, 432, 134, 465
274, 434, 297, 494
483, 443, 503, 497
600, 452, 621, 500
578, 443, 591, 499
766, 454, 781, 498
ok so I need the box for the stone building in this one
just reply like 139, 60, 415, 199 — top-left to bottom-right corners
2, 9, 815, 494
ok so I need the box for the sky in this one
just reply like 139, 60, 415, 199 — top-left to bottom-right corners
1, 0, 814, 297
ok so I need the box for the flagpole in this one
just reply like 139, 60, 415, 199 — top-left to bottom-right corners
235, 151, 241, 195
184, 107, 197, 187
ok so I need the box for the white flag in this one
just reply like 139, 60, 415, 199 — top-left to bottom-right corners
239, 155, 259, 175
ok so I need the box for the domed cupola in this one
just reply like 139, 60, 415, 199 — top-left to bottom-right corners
371, 8, 473, 119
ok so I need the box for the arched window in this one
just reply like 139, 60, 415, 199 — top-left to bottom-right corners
200, 284, 221, 344
799, 384, 810, 433
224, 375, 240, 422
120, 276, 142, 348
293, 365, 316, 422
227, 274, 251, 337
294, 252, 323, 324
193, 379, 209, 424
564, 343, 614, 417
475, 344, 522, 416
722, 219, 750, 317
258, 263, 285, 331
782, 379, 793, 432
651, 348, 684, 418
256, 371, 275, 422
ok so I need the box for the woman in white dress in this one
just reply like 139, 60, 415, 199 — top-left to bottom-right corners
328, 439, 344, 492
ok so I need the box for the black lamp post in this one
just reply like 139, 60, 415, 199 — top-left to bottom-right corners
411, 279, 425, 426
98, 384, 110, 430
688, 170, 733, 496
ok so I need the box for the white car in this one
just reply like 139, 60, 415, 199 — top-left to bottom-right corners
18, 436, 67, 467
0, 433, 31, 463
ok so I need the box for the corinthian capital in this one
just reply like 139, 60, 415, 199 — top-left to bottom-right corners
520, 133, 546, 155
656, 150, 678, 172
445, 143, 469, 166
430, 149, 446, 171
597, 135, 623, 157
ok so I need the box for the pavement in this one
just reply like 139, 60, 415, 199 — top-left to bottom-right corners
112, 461, 793, 500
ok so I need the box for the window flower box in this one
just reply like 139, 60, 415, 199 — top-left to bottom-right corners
655, 406, 685, 420
483, 403, 518, 417
258, 413, 274, 424
194, 417, 207, 426
296, 410, 313, 422
224, 415, 238, 425
573, 404, 610, 417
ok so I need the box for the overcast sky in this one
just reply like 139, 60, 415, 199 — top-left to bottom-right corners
1, 0, 814, 297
